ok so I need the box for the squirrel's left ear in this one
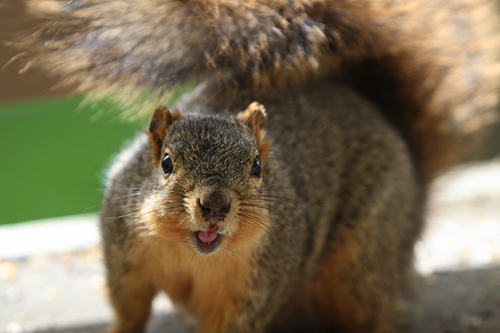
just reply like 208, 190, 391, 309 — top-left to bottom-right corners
237, 102, 270, 164
237, 102, 267, 132
146, 105, 182, 165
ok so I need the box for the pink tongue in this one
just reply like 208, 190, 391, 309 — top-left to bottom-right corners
198, 231, 217, 243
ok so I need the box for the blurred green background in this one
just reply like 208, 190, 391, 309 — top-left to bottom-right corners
0, 97, 146, 225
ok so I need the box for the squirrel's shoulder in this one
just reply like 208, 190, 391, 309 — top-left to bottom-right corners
105, 133, 151, 191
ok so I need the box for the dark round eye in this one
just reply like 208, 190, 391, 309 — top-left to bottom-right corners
251, 157, 262, 178
162, 153, 174, 175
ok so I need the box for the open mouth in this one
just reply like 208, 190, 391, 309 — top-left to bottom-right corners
195, 229, 220, 253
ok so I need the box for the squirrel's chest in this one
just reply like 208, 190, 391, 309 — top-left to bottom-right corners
145, 241, 254, 316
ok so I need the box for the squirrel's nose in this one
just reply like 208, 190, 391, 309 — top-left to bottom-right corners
198, 199, 231, 222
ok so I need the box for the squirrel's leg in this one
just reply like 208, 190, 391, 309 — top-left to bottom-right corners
309, 233, 398, 333
101, 215, 157, 333
306, 202, 421, 333
105, 261, 156, 333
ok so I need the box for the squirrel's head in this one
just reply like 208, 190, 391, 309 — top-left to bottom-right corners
144, 102, 270, 256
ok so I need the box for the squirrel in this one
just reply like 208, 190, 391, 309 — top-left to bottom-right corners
101, 83, 422, 333
16, 0, 500, 332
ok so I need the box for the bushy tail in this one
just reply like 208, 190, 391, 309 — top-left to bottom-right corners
19, 0, 500, 180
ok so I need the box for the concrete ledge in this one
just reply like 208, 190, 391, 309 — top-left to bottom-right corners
0, 215, 100, 261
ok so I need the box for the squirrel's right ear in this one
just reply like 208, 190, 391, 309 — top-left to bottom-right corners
146, 106, 182, 164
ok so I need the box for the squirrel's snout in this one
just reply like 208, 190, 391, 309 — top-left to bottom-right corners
198, 198, 232, 223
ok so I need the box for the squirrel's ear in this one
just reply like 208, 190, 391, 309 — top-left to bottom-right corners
237, 102, 267, 133
146, 106, 182, 164
237, 102, 270, 164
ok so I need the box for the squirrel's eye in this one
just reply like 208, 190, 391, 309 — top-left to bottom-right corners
251, 157, 262, 178
162, 153, 174, 175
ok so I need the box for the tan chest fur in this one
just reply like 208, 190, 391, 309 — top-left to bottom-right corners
138, 233, 257, 333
